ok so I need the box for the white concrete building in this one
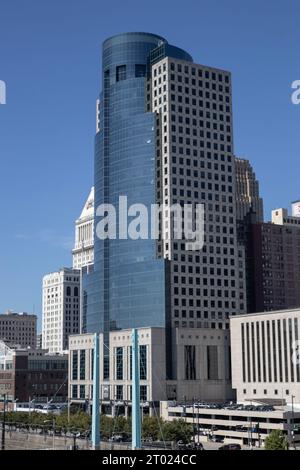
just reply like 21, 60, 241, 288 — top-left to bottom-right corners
150, 56, 246, 331
68, 326, 233, 416
72, 187, 94, 270
42, 268, 80, 354
230, 308, 300, 404
272, 203, 300, 227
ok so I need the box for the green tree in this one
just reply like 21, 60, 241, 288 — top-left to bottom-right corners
264, 430, 289, 450
162, 419, 193, 444
142, 416, 163, 441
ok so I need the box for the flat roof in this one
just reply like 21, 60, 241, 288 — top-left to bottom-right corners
230, 307, 300, 320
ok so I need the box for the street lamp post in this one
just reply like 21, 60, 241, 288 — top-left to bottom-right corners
71, 431, 80, 450
291, 395, 296, 450
1, 394, 7, 450
44, 417, 55, 450
68, 398, 71, 426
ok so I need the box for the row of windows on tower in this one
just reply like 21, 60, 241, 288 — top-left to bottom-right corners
168, 130, 232, 144
66, 286, 79, 297
167, 135, 232, 148
175, 311, 229, 319
153, 100, 232, 124
154, 61, 230, 83
157, 115, 232, 136
169, 82, 230, 94
170, 109, 231, 123
168, 62, 230, 83
170, 93, 231, 106
166, 142, 232, 155
115, 64, 146, 82
157, 181, 233, 196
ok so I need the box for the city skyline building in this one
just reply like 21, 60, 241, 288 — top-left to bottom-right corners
0, 310, 37, 349
83, 32, 246, 382
42, 268, 80, 354
72, 186, 95, 270
230, 308, 300, 404
235, 157, 264, 313
250, 203, 300, 312
235, 157, 264, 224
0, 341, 68, 402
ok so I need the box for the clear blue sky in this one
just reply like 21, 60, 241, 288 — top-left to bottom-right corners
0, 0, 299, 330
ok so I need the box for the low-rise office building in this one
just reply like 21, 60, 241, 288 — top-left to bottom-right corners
0, 310, 37, 349
160, 308, 300, 447
0, 341, 68, 402
68, 327, 234, 416
230, 308, 300, 404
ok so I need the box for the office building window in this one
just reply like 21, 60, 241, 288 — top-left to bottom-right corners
140, 385, 147, 402
283, 319, 289, 382
241, 324, 246, 382
277, 319, 283, 382
140, 345, 147, 380
135, 64, 146, 77
251, 322, 256, 382
295, 318, 300, 382
266, 321, 272, 382
272, 320, 277, 382
80, 350, 86, 380
80, 385, 85, 399
207, 345, 218, 380
72, 385, 78, 399
184, 345, 196, 380
129, 346, 132, 380
289, 319, 294, 382
104, 355, 110, 381
116, 385, 123, 400
116, 65, 126, 82
91, 349, 94, 380
72, 351, 78, 380
115, 347, 123, 380
255, 322, 261, 382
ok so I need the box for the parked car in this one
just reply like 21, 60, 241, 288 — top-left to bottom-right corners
186, 442, 204, 450
211, 435, 224, 443
218, 444, 241, 450
109, 434, 126, 442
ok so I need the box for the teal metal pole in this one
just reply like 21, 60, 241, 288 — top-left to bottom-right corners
92, 332, 100, 449
132, 328, 141, 449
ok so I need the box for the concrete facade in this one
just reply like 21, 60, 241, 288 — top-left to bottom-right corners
230, 309, 300, 404
160, 401, 300, 447
251, 207, 300, 312
235, 157, 264, 224
0, 341, 68, 402
151, 56, 246, 331
68, 326, 234, 415
42, 268, 80, 354
72, 187, 94, 270
0, 310, 37, 349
